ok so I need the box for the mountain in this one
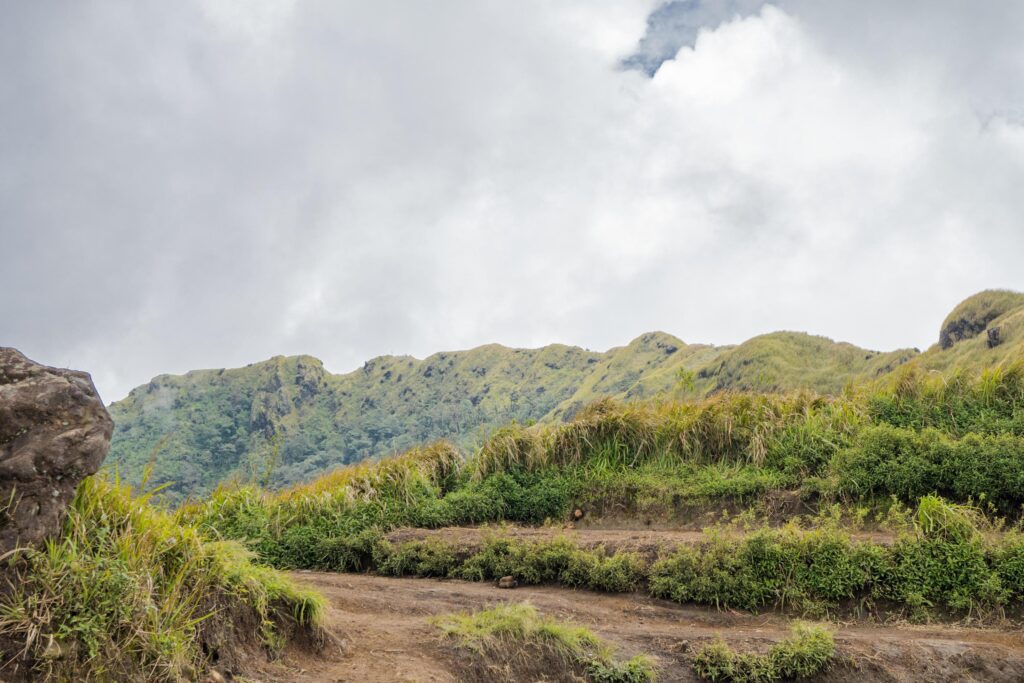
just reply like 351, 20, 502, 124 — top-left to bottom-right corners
105, 290, 1023, 501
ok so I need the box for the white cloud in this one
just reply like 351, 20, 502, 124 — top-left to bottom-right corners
2, 1, 1023, 401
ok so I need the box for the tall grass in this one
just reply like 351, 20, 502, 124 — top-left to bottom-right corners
192, 363, 1024, 578
0, 476, 323, 681
868, 363, 1024, 436
472, 392, 864, 479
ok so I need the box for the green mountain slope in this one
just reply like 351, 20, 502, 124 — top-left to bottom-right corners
919, 289, 1024, 374
695, 332, 918, 394
105, 290, 1024, 501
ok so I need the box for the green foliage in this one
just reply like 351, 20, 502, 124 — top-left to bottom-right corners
648, 497, 1022, 618
173, 356, 1024, 624
104, 291, 1024, 503
831, 424, 1024, 512
868, 364, 1024, 436
0, 476, 323, 681
648, 527, 876, 613
692, 623, 835, 682
433, 603, 657, 683
451, 537, 647, 592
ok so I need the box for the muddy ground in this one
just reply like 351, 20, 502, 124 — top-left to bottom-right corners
247, 568, 1024, 682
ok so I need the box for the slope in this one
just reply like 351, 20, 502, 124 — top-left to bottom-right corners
105, 289, 1024, 501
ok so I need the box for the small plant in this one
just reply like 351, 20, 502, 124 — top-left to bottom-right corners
691, 622, 834, 682
434, 603, 656, 683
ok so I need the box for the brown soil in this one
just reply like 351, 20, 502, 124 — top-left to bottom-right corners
248, 571, 1024, 682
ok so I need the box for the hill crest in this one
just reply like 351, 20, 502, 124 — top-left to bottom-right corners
106, 290, 1024, 500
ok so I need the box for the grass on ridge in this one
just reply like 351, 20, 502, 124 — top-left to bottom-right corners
434, 603, 656, 683
0, 475, 323, 682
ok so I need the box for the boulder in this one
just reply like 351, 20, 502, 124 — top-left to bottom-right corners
988, 327, 1003, 349
0, 348, 112, 552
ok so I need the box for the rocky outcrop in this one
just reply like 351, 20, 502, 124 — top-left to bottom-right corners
938, 290, 1024, 349
988, 327, 1003, 349
0, 348, 112, 553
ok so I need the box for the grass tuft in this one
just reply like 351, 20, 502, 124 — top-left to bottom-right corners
0, 475, 323, 681
691, 622, 834, 682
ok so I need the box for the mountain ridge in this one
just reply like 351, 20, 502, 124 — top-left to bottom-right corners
105, 290, 1024, 501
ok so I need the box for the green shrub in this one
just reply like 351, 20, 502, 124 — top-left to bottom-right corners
374, 538, 460, 577
650, 501, 1014, 617
692, 623, 834, 682
832, 426, 1024, 512
869, 363, 1024, 436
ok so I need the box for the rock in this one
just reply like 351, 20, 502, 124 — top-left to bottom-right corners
0, 348, 112, 552
497, 576, 518, 589
988, 327, 1003, 348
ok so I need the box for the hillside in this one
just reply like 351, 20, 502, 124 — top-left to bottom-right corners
105, 290, 1023, 500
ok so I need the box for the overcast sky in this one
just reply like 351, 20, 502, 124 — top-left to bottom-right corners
3, 1, 1023, 403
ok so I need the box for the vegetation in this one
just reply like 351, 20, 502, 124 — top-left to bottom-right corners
317, 498, 1024, 620
375, 535, 647, 593
9, 291, 1022, 678
0, 475, 323, 681
433, 603, 656, 683
175, 359, 1024, 624
106, 290, 1024, 502
939, 289, 1024, 349
691, 623, 835, 682
648, 507, 1024, 618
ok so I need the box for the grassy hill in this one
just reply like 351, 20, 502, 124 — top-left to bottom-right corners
105, 290, 1024, 501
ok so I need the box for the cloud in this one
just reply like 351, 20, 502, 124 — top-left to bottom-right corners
2, 1, 1023, 402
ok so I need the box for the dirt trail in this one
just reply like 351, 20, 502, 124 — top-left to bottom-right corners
251, 572, 1024, 682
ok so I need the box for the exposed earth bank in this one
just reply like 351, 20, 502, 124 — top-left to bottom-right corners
255, 571, 1024, 682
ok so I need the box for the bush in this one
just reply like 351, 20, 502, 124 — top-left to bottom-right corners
691, 623, 834, 682
832, 426, 1024, 512
650, 502, 1015, 617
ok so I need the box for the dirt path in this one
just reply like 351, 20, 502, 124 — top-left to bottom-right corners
249, 572, 1024, 682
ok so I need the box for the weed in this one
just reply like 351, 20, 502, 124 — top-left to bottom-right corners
434, 603, 656, 683
691, 622, 834, 682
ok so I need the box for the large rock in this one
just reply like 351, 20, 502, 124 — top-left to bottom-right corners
0, 348, 112, 552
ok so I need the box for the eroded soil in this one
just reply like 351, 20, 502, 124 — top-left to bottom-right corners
249, 570, 1024, 682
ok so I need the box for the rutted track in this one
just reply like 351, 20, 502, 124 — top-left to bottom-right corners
252, 570, 1024, 682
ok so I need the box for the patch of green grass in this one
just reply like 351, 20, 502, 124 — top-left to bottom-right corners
691, 622, 834, 682
650, 497, 1020, 618
434, 603, 656, 683
373, 535, 647, 594
0, 476, 323, 681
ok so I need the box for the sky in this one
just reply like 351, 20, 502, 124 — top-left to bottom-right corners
3, 1, 1024, 403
